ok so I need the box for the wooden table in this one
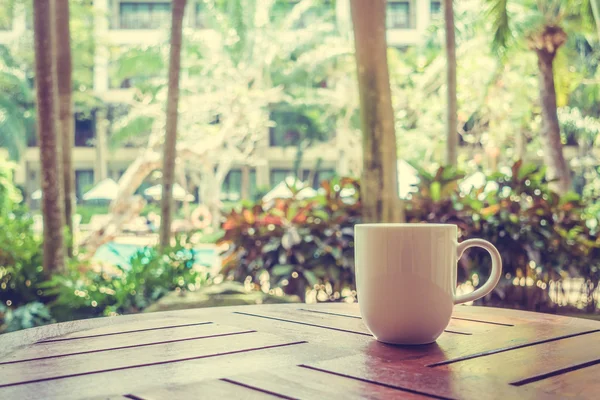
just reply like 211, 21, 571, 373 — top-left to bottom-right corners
1, 303, 599, 399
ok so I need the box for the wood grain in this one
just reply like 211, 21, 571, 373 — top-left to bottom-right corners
295, 308, 510, 334
37, 319, 212, 343
1, 324, 247, 365
527, 362, 600, 398
438, 332, 600, 384
302, 356, 552, 400
234, 308, 478, 336
0, 332, 304, 387
0, 336, 349, 400
224, 366, 434, 399
0, 304, 598, 400
126, 379, 283, 400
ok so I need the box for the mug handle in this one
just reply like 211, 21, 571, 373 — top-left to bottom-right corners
454, 239, 502, 305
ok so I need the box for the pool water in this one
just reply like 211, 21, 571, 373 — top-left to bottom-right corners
94, 242, 217, 269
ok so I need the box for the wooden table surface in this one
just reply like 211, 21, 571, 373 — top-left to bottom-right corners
1, 303, 599, 400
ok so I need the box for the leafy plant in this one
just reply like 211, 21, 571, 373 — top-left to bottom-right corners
407, 161, 600, 310
43, 240, 209, 320
0, 302, 54, 333
219, 177, 360, 301
0, 164, 46, 309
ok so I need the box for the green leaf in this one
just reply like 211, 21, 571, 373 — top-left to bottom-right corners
431, 181, 441, 202
302, 270, 318, 287
271, 264, 294, 277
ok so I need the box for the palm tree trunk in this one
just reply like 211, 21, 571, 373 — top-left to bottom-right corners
159, 0, 186, 249
444, 0, 458, 166
33, 0, 65, 272
55, 0, 75, 256
350, 0, 403, 223
534, 46, 571, 194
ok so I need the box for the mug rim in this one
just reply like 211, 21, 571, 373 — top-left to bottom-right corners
355, 223, 456, 229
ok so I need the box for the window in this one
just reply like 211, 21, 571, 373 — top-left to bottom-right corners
269, 110, 301, 147
313, 169, 335, 188
221, 170, 242, 201
75, 114, 96, 147
269, 108, 326, 147
270, 169, 294, 187
119, 2, 171, 29
75, 170, 95, 199
249, 169, 258, 199
430, 1, 442, 18
386, 2, 410, 29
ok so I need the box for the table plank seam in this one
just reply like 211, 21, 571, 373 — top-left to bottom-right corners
511, 358, 600, 387
0, 341, 308, 388
297, 308, 362, 319
220, 378, 298, 400
450, 316, 514, 327
293, 309, 472, 336
298, 365, 454, 400
427, 329, 600, 367
123, 395, 144, 400
35, 322, 213, 343
298, 308, 514, 327
0, 330, 256, 365
233, 311, 372, 336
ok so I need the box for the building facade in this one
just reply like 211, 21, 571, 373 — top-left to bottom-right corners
0, 0, 441, 201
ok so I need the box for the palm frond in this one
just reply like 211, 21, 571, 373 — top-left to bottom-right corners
0, 95, 27, 160
280, 0, 315, 31
486, 0, 512, 54
110, 114, 155, 148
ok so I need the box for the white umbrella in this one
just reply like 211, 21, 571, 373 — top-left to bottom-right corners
398, 160, 419, 199
31, 189, 42, 200
460, 171, 499, 195
144, 183, 192, 201
262, 177, 317, 203
83, 178, 119, 201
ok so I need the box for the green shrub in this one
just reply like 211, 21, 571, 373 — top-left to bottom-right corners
43, 240, 209, 320
219, 177, 360, 301
406, 162, 599, 288
220, 165, 600, 310
76, 204, 110, 224
0, 302, 55, 333
0, 207, 47, 308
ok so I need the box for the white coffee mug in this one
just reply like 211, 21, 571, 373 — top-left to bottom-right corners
355, 223, 502, 345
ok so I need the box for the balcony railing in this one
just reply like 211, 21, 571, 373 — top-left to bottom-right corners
118, 2, 171, 29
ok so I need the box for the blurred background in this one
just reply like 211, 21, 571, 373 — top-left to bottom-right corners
0, 0, 599, 333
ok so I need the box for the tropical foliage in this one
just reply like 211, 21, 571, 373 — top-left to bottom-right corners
220, 168, 600, 310
220, 177, 360, 301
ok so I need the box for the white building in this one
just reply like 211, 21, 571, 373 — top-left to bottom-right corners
0, 1, 441, 201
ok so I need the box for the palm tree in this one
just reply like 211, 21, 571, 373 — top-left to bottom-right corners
55, 0, 75, 255
160, 0, 186, 249
33, 0, 65, 272
486, 0, 593, 194
84, 0, 350, 253
444, 0, 458, 166
350, 0, 403, 222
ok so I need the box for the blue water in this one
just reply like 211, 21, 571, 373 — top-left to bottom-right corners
94, 242, 216, 269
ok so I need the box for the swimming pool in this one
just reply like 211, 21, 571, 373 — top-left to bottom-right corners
93, 242, 217, 269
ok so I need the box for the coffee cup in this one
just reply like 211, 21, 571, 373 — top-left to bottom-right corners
355, 223, 502, 345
